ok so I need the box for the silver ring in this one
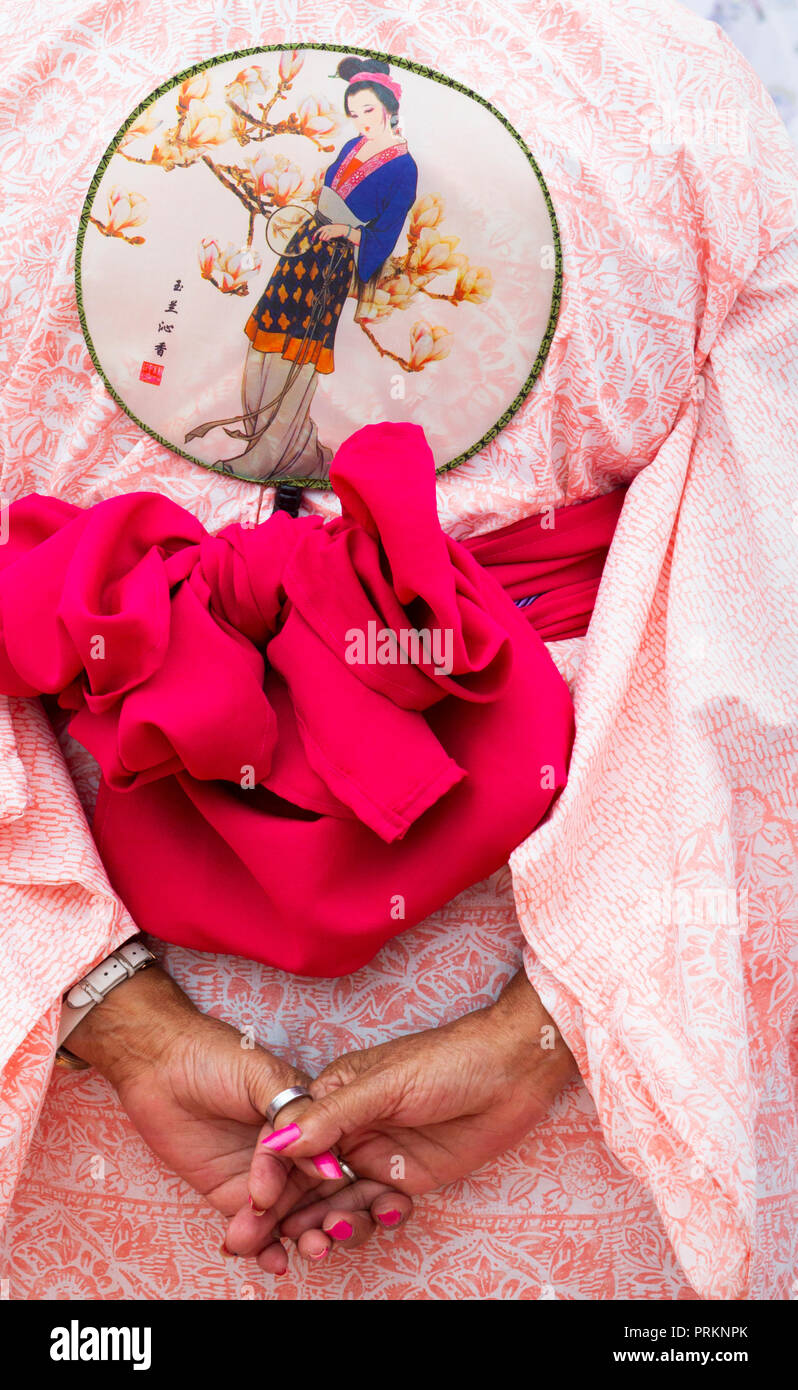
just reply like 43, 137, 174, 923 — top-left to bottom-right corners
265, 1085, 312, 1125
337, 1157, 358, 1184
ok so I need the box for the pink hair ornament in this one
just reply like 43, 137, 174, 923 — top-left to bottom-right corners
346, 70, 403, 101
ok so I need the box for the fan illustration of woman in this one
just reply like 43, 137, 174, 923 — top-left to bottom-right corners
186, 57, 418, 483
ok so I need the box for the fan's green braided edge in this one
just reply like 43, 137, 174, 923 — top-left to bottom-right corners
75, 40, 563, 493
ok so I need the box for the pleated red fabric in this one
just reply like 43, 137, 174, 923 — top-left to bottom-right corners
0, 422, 627, 974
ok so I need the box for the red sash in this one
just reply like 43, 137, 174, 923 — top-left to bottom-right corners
0, 422, 627, 975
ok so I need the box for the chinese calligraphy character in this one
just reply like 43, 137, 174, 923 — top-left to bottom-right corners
154, 342, 166, 357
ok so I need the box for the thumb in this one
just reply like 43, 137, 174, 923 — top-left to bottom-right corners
271, 1068, 391, 1159
244, 1048, 312, 1110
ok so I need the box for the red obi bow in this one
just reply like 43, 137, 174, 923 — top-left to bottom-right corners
0, 422, 625, 975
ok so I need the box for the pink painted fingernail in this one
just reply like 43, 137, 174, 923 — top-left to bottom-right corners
326, 1219, 353, 1241
309, 1249, 328, 1261
262, 1123, 302, 1152
313, 1152, 344, 1180
248, 1196, 267, 1215
377, 1209, 402, 1227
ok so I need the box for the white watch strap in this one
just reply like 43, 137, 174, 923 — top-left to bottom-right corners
56, 939, 156, 1049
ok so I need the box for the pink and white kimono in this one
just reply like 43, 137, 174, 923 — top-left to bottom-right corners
0, 0, 796, 1301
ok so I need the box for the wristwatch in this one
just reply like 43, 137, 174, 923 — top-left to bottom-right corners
54, 937, 157, 1070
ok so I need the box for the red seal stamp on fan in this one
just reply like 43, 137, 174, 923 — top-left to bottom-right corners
139, 360, 164, 385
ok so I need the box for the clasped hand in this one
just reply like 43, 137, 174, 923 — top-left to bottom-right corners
67, 965, 578, 1276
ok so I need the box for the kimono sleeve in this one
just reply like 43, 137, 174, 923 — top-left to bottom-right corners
0, 695, 139, 1224
357, 159, 418, 284
508, 214, 798, 1301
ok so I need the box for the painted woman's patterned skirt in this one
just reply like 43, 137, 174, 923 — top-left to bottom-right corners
244, 209, 356, 374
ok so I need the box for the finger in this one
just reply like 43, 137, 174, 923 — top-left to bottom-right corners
242, 1046, 313, 1119
221, 1228, 288, 1274
369, 1190, 413, 1232
256, 1238, 290, 1277
242, 1057, 328, 1203
278, 1180, 400, 1241
225, 1163, 322, 1259
264, 1070, 391, 1160
236, 1161, 352, 1254
249, 1103, 352, 1205
294, 1228, 332, 1264
224, 1193, 283, 1256
247, 1113, 318, 1215
246, 1136, 299, 1214
312, 1208, 375, 1254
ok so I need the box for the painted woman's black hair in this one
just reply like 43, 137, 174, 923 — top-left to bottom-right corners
336, 56, 400, 130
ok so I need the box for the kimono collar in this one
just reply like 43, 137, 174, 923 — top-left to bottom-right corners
333, 135, 409, 196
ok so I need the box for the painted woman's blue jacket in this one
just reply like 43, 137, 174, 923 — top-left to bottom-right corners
323, 136, 419, 283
